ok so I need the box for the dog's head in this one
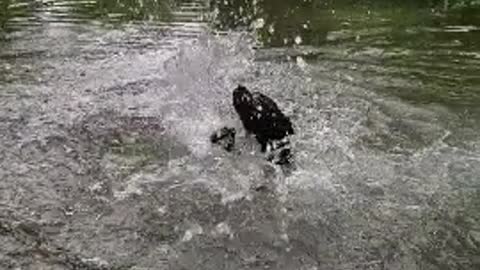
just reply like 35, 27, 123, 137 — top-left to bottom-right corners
233, 85, 253, 110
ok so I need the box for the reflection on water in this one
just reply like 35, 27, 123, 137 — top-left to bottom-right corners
212, 0, 333, 47
72, 0, 173, 22
0, 0, 10, 29
0, 0, 174, 34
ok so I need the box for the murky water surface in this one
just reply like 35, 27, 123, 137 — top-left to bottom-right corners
1, 0, 479, 269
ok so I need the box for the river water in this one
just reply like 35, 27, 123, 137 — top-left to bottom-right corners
1, 0, 479, 269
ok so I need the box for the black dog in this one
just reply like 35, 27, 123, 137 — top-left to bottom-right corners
233, 85, 294, 164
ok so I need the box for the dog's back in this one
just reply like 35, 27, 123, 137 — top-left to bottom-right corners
233, 85, 294, 148
251, 92, 294, 139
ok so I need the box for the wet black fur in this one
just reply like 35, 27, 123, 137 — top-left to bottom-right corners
232, 85, 294, 153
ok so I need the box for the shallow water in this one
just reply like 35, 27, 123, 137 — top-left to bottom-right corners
1, 1, 479, 269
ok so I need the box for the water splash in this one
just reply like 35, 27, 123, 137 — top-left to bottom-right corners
162, 32, 256, 156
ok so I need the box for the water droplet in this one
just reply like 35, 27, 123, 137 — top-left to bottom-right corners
268, 24, 275, 34
296, 56, 307, 69
182, 230, 193, 242
280, 233, 289, 242
157, 206, 167, 215
252, 18, 265, 29
215, 222, 231, 235
294, 36, 302, 45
